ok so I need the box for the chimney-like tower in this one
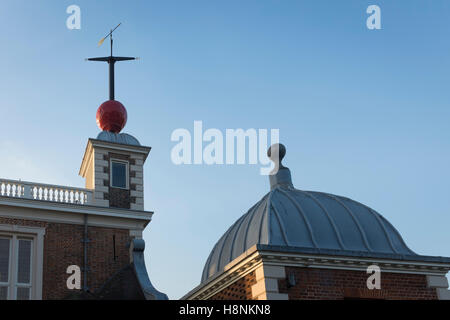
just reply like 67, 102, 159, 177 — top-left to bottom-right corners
79, 132, 150, 210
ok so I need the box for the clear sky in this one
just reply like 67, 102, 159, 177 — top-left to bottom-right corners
0, 1, 449, 299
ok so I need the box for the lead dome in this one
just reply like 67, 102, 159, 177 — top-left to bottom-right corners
201, 144, 417, 283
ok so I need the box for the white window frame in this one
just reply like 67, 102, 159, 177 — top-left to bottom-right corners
0, 236, 12, 299
0, 225, 45, 300
14, 237, 33, 299
110, 159, 129, 190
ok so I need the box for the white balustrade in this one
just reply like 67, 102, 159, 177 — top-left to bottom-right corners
0, 179, 92, 205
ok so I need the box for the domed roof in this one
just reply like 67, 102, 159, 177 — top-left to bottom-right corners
201, 145, 417, 284
96, 131, 141, 146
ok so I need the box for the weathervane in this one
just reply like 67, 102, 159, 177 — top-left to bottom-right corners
86, 23, 137, 100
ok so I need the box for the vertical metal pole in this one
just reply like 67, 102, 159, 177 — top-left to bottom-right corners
110, 30, 113, 56
83, 214, 88, 292
109, 32, 115, 100
109, 61, 115, 100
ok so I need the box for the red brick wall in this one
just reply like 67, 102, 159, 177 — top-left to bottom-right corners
278, 267, 438, 300
210, 271, 257, 300
0, 217, 130, 299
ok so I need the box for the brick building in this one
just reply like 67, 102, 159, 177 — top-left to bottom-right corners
0, 39, 168, 300
0, 124, 167, 300
183, 144, 450, 300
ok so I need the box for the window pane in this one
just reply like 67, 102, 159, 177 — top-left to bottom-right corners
111, 162, 127, 188
17, 240, 32, 284
16, 287, 30, 300
0, 238, 10, 283
0, 286, 7, 300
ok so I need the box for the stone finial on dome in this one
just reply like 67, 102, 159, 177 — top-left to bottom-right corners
267, 143, 286, 169
267, 143, 293, 190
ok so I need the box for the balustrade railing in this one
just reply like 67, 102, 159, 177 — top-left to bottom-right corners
0, 179, 92, 205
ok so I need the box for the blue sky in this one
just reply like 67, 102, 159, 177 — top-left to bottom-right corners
0, 1, 449, 299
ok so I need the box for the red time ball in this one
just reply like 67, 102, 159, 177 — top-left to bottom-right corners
96, 100, 128, 133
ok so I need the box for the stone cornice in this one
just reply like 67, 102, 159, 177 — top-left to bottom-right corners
0, 196, 153, 226
258, 250, 450, 276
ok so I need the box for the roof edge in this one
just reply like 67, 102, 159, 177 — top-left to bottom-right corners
255, 244, 450, 264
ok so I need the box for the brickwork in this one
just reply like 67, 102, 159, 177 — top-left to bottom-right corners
209, 271, 257, 300
92, 150, 144, 210
278, 267, 438, 300
0, 217, 131, 299
108, 187, 131, 209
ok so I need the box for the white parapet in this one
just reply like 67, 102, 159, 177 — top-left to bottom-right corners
0, 179, 93, 205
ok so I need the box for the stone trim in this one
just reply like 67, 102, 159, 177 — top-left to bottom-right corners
258, 250, 450, 276
427, 275, 450, 300
129, 229, 143, 239
0, 198, 152, 230
182, 249, 263, 300
251, 265, 288, 300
